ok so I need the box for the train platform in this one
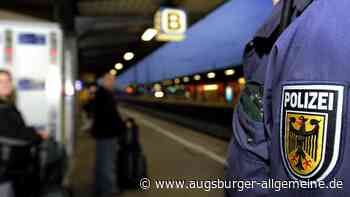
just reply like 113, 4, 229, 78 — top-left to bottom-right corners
71, 105, 229, 197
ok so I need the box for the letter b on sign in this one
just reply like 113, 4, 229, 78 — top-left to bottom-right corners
168, 12, 181, 31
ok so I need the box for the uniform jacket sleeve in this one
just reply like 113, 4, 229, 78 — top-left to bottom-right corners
225, 83, 270, 197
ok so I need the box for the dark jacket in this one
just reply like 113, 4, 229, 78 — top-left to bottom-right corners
90, 86, 124, 139
0, 100, 42, 144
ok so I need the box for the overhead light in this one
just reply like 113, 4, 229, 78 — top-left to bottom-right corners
115, 63, 123, 70
207, 72, 216, 79
110, 69, 117, 75
183, 76, 190, 83
194, 74, 201, 81
238, 77, 246, 85
203, 84, 219, 91
141, 28, 158, 41
174, 78, 180, 84
123, 52, 134, 61
225, 69, 235, 76
154, 91, 164, 98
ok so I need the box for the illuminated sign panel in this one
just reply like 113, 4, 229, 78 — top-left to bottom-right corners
154, 8, 187, 42
18, 33, 46, 45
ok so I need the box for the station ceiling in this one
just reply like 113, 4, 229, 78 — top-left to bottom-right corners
0, 0, 225, 78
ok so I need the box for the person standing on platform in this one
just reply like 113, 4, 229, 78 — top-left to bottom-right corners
0, 69, 48, 142
90, 73, 125, 197
0, 69, 49, 197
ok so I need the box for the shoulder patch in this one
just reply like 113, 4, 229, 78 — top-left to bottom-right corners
239, 83, 264, 122
280, 84, 344, 180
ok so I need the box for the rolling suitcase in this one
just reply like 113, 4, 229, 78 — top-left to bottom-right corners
117, 118, 148, 189
118, 149, 148, 189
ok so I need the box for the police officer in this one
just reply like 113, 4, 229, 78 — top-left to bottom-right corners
261, 0, 350, 195
223, 0, 350, 196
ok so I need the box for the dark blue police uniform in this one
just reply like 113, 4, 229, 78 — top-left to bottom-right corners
226, 0, 350, 196
225, 3, 283, 197
264, 0, 350, 195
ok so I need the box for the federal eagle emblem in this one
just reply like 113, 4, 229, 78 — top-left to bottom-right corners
286, 114, 324, 176
280, 84, 344, 180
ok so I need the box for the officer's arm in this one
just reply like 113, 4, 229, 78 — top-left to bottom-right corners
225, 82, 270, 196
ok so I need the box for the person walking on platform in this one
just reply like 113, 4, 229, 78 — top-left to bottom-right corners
89, 73, 124, 197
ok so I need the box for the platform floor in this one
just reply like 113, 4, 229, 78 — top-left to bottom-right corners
71, 105, 229, 197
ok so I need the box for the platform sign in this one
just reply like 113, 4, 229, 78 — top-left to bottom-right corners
154, 7, 187, 42
18, 33, 46, 45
